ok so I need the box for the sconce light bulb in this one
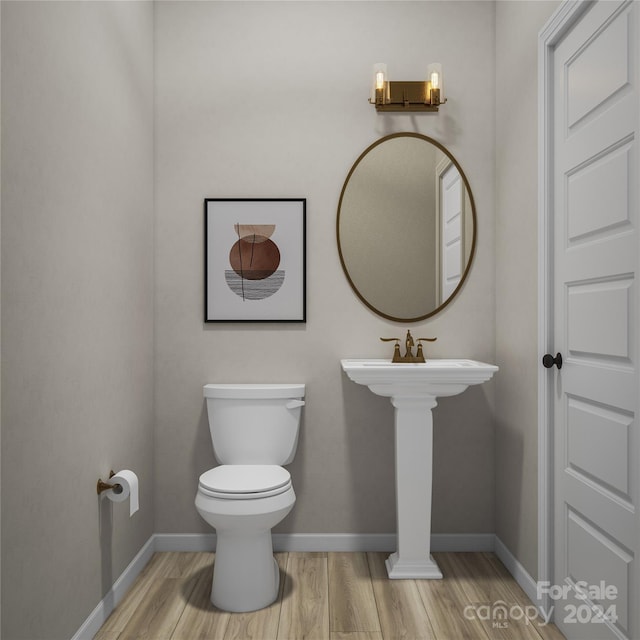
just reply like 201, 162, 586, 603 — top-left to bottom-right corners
371, 63, 388, 105
426, 63, 444, 106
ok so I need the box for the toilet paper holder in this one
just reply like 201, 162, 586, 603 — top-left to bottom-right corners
97, 470, 124, 495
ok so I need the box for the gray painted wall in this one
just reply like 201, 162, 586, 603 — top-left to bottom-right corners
494, 0, 560, 580
0, 0, 564, 635
154, 0, 496, 537
1, 2, 154, 638
0, 3, 3, 633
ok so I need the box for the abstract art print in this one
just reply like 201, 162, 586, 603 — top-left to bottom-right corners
204, 199, 306, 322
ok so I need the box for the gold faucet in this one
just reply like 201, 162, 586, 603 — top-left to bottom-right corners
380, 330, 437, 363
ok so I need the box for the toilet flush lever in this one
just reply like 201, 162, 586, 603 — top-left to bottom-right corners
286, 399, 305, 409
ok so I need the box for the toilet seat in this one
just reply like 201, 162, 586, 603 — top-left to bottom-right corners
198, 465, 291, 500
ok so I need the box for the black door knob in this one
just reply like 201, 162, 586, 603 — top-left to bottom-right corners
542, 352, 562, 369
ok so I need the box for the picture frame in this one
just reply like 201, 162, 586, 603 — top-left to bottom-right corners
204, 198, 306, 322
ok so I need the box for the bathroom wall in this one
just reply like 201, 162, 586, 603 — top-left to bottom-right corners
494, 0, 560, 580
1, 2, 154, 639
0, 1, 559, 635
0, 5, 3, 634
155, 1, 496, 537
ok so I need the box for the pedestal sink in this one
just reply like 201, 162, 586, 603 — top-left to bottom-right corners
341, 358, 498, 579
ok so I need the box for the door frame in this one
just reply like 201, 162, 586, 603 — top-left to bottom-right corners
435, 155, 462, 307
434, 155, 449, 307
537, 0, 594, 615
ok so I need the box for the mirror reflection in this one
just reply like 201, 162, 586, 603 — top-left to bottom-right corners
337, 133, 476, 322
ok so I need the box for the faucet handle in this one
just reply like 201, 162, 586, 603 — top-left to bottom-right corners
415, 337, 437, 362
380, 337, 402, 363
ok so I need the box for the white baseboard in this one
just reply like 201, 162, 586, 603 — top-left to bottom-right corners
71, 535, 155, 640
273, 533, 397, 552
152, 531, 496, 553
76, 532, 537, 639
152, 532, 396, 553
494, 535, 540, 608
154, 532, 216, 552
432, 532, 495, 552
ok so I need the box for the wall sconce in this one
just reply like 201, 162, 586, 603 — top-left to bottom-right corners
369, 62, 447, 112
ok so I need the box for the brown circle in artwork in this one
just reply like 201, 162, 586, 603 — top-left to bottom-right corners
229, 236, 280, 280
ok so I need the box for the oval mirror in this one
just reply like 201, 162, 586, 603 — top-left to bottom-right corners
337, 133, 476, 322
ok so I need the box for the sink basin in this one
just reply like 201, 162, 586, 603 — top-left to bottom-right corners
342, 358, 490, 367
341, 357, 498, 579
341, 358, 498, 397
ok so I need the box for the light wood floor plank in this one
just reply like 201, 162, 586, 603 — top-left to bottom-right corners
155, 551, 212, 578
329, 552, 381, 634
437, 553, 542, 640
94, 572, 157, 640
223, 553, 288, 640
170, 554, 230, 640
94, 553, 204, 640
143, 552, 190, 579
277, 552, 330, 639
366, 552, 435, 639
94, 551, 565, 640
480, 553, 565, 640
116, 577, 195, 640
416, 553, 491, 640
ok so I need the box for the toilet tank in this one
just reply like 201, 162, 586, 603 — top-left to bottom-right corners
203, 384, 305, 465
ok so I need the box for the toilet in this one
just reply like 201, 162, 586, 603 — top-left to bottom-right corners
195, 383, 305, 612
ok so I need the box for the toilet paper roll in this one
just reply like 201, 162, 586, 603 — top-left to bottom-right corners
105, 470, 139, 517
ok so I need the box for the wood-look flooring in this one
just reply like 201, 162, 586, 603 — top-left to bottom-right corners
94, 551, 565, 640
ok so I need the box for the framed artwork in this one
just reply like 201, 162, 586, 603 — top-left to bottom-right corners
204, 198, 306, 322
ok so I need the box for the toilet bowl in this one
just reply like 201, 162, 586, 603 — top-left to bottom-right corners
195, 465, 296, 612
195, 384, 304, 612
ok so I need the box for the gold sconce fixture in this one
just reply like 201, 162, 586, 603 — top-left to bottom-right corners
369, 62, 446, 112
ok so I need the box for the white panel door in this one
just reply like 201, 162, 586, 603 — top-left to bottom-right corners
551, 2, 639, 638
439, 163, 464, 302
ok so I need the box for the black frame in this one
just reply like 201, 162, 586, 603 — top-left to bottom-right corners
204, 198, 306, 323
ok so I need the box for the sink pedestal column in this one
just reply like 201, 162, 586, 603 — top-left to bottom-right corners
341, 358, 499, 580
385, 396, 443, 579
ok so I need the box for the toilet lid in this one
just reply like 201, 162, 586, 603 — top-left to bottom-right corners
198, 465, 291, 500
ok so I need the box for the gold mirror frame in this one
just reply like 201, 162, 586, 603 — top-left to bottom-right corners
337, 132, 477, 323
